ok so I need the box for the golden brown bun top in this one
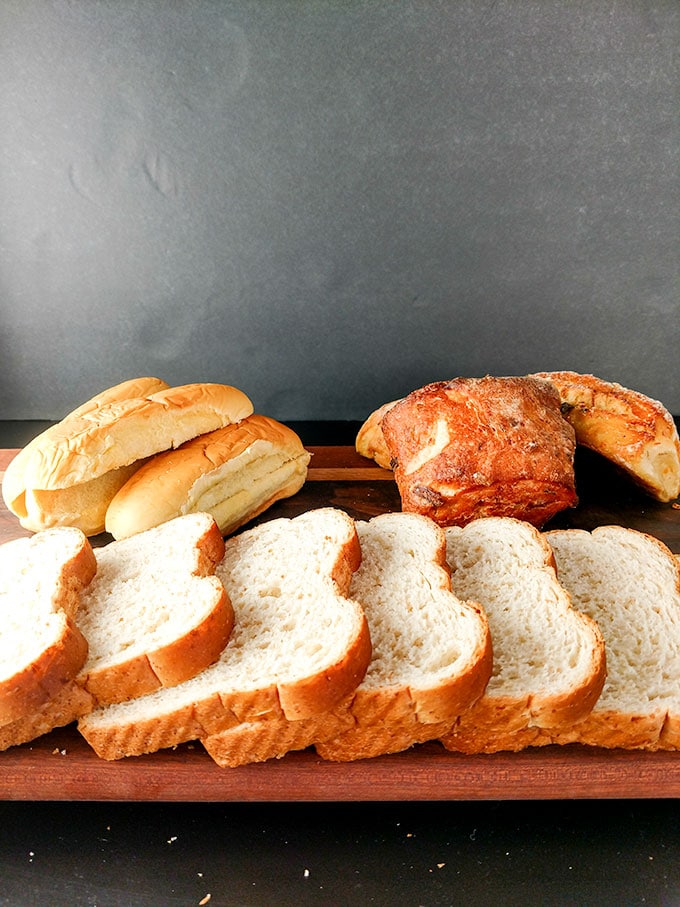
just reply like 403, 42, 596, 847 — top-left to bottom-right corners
6, 382, 253, 494
2, 377, 170, 512
382, 375, 577, 527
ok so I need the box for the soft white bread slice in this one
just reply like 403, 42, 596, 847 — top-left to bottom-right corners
535, 371, 680, 502
312, 513, 492, 762
0, 528, 95, 726
3, 381, 253, 535
77, 508, 371, 760
355, 399, 401, 469
439, 517, 606, 754
544, 527, 680, 749
105, 415, 310, 539
0, 513, 232, 750
2, 377, 170, 524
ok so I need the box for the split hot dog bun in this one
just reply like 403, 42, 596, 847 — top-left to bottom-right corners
105, 415, 311, 540
3, 379, 253, 535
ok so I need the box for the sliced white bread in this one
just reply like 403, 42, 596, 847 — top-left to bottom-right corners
544, 526, 680, 749
77, 508, 371, 760
0, 528, 95, 726
439, 517, 606, 754
0, 513, 232, 750
105, 414, 310, 539
311, 513, 492, 762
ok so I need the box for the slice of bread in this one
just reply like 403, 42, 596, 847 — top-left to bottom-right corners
313, 513, 492, 762
439, 517, 606, 754
0, 513, 232, 750
77, 508, 371, 760
105, 415, 311, 539
0, 528, 95, 726
544, 526, 680, 749
535, 371, 680, 502
205, 512, 492, 766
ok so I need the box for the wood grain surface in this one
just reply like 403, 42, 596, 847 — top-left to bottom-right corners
1, 444, 679, 801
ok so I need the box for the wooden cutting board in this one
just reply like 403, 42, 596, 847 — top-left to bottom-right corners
1, 445, 679, 802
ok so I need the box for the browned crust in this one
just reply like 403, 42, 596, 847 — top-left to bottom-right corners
0, 681, 95, 751
355, 400, 401, 469
382, 376, 578, 528
535, 371, 680, 501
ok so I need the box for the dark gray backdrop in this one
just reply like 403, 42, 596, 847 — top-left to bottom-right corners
1, 0, 678, 420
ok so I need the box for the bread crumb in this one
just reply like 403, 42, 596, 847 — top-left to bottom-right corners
167, 836, 177, 844
303, 869, 310, 878
199, 896, 211, 905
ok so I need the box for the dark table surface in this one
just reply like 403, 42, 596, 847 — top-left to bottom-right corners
1, 420, 679, 907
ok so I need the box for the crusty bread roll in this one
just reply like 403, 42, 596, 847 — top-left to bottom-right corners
381, 376, 578, 528
439, 517, 606, 754
3, 380, 253, 535
105, 415, 310, 540
1, 377, 169, 518
535, 371, 680, 502
0, 527, 95, 726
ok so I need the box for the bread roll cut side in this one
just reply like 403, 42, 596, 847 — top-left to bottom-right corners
105, 415, 310, 539
381, 376, 578, 528
313, 512, 492, 762
535, 371, 680, 502
77, 508, 371, 761
439, 517, 606, 755
2, 377, 169, 516
544, 527, 680, 749
0, 528, 96, 726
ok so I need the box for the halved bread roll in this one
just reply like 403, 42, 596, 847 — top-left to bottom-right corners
105, 415, 310, 539
534, 371, 680, 502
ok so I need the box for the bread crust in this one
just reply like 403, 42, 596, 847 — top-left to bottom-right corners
382, 376, 578, 527
355, 400, 401, 469
7, 382, 253, 494
105, 415, 310, 539
535, 371, 680, 501
0, 528, 96, 726
2, 377, 169, 515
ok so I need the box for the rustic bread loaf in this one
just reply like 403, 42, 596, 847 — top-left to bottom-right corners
105, 415, 310, 539
3, 380, 253, 535
77, 508, 371, 760
0, 528, 95, 726
535, 371, 680, 502
313, 512, 492, 761
381, 376, 578, 527
544, 526, 680, 749
439, 517, 606, 754
0, 513, 231, 750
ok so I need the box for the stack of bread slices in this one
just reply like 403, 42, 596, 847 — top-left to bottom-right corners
2, 506, 680, 764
